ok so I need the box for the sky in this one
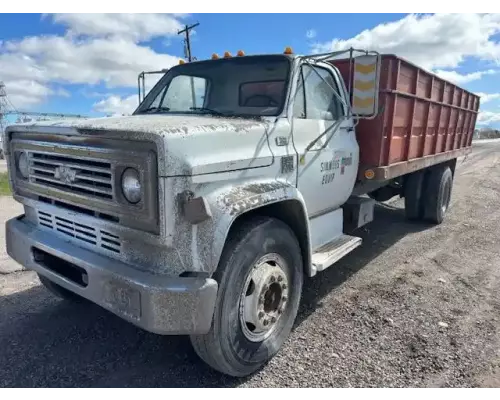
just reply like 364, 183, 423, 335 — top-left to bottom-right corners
1, 13, 500, 127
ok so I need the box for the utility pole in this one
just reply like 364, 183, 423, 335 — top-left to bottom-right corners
178, 22, 199, 62
178, 22, 200, 107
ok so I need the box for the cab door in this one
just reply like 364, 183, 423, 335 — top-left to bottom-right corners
291, 62, 359, 218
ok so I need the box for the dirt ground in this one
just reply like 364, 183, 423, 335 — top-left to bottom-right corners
1, 140, 500, 387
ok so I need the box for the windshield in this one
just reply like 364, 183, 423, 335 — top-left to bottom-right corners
134, 55, 291, 117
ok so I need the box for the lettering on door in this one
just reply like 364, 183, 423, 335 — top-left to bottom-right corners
320, 158, 340, 185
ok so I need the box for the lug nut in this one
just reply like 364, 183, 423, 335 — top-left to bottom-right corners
270, 276, 276, 283
278, 307, 283, 314
258, 311, 264, 319
282, 283, 288, 289
263, 319, 269, 326
271, 316, 277, 323
282, 296, 287, 302
278, 276, 283, 282
259, 297, 264, 305
263, 284, 269, 291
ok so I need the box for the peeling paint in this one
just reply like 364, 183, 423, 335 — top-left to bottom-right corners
11, 114, 265, 138
11, 114, 274, 178
217, 181, 289, 216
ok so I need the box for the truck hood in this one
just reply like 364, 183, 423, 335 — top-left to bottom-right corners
8, 114, 276, 177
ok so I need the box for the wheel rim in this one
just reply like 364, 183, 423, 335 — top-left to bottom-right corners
239, 253, 289, 342
441, 178, 451, 214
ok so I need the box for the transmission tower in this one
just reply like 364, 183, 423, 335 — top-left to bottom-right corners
0, 81, 87, 136
0, 81, 17, 135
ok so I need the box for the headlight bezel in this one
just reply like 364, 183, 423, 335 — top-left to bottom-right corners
16, 151, 29, 180
121, 167, 142, 204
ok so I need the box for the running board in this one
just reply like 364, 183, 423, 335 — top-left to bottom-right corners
311, 234, 362, 274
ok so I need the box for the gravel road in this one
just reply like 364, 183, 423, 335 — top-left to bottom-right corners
1, 141, 500, 387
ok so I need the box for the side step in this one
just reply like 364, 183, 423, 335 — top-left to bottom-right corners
311, 234, 362, 274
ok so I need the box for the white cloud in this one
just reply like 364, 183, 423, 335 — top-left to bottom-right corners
2, 79, 55, 109
0, 14, 183, 110
312, 13, 500, 71
4, 36, 179, 88
477, 110, 500, 125
55, 88, 71, 98
434, 69, 498, 84
49, 13, 185, 41
141, 73, 165, 94
306, 29, 317, 40
475, 92, 500, 104
93, 94, 138, 116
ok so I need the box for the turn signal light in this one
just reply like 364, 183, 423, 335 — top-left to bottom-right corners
211, 53, 219, 59
284, 46, 293, 55
223, 51, 232, 58
179, 59, 186, 64
237, 50, 245, 56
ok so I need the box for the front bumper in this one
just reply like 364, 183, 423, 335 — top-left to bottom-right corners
6, 215, 218, 335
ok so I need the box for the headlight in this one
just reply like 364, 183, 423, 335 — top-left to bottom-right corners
17, 152, 29, 179
121, 168, 141, 204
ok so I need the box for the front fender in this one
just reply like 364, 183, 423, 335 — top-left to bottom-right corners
175, 178, 312, 277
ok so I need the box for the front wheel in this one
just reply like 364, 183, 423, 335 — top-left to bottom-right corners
190, 217, 303, 377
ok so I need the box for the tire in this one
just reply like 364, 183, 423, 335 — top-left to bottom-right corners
190, 217, 303, 377
368, 186, 396, 202
404, 171, 425, 221
422, 165, 453, 224
38, 274, 85, 303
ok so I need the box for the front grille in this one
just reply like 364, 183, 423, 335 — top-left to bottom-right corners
29, 152, 113, 200
11, 135, 159, 234
38, 210, 121, 254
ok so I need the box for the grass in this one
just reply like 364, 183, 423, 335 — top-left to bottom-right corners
0, 172, 12, 196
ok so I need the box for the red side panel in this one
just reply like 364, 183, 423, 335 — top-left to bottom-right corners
330, 55, 480, 178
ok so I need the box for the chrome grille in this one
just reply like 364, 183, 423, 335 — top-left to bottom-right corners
38, 210, 121, 254
29, 152, 113, 200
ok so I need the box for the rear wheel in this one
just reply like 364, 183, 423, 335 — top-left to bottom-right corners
404, 171, 425, 221
38, 274, 85, 303
422, 165, 453, 224
190, 217, 303, 377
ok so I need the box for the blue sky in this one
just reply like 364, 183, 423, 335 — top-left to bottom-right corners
1, 13, 500, 127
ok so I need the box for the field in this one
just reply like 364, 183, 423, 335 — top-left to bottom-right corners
0, 172, 11, 196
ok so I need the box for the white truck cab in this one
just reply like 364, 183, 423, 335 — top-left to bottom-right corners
5, 48, 461, 377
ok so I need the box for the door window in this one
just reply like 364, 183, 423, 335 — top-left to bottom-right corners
294, 65, 344, 120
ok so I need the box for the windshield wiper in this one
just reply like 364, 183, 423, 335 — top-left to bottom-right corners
141, 106, 171, 114
189, 107, 225, 116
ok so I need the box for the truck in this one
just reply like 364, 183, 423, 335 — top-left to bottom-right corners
3, 47, 479, 378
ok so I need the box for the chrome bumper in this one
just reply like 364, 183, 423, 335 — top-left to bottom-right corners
6, 215, 218, 335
